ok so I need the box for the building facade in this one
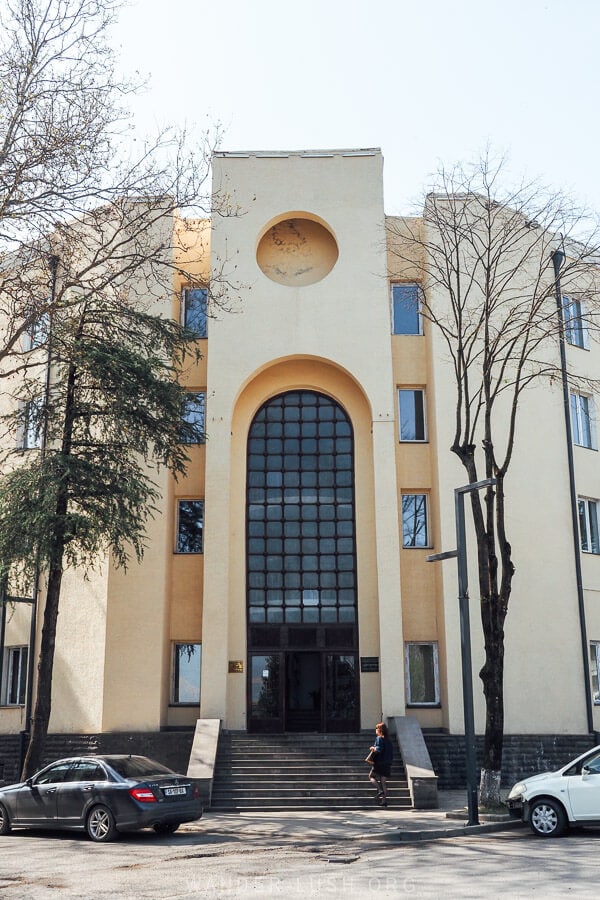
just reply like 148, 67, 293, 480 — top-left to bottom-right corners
1, 149, 599, 756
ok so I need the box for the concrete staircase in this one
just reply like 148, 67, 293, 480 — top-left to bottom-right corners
211, 732, 411, 811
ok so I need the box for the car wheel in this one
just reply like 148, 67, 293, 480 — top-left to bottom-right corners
529, 798, 567, 837
86, 804, 119, 843
154, 822, 180, 835
0, 802, 11, 836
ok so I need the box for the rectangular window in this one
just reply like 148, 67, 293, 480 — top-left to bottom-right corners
24, 311, 50, 350
1, 646, 28, 706
176, 499, 204, 553
172, 643, 201, 704
570, 392, 596, 449
590, 642, 600, 705
392, 283, 423, 335
578, 497, 600, 554
398, 389, 427, 441
562, 295, 588, 349
402, 493, 429, 547
20, 397, 43, 449
180, 392, 206, 443
405, 642, 439, 705
182, 287, 208, 339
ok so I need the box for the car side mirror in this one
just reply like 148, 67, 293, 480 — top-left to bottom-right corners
582, 765, 591, 778
26, 777, 33, 787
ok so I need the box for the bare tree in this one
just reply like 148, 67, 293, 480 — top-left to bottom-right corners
0, 0, 232, 377
388, 153, 600, 805
0, 1, 235, 774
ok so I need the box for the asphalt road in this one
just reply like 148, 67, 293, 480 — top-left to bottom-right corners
1, 826, 599, 898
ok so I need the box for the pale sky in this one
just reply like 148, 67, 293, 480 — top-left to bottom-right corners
114, 0, 600, 214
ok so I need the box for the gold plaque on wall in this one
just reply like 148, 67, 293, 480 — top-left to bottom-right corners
228, 660, 244, 673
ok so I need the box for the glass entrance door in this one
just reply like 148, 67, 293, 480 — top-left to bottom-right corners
249, 650, 360, 733
285, 652, 321, 731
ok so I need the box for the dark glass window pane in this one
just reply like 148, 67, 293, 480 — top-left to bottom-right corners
302, 521, 319, 537
392, 283, 421, 335
180, 392, 206, 444
183, 288, 207, 338
402, 494, 428, 547
303, 572, 319, 589
399, 389, 426, 441
176, 500, 204, 553
303, 608, 319, 623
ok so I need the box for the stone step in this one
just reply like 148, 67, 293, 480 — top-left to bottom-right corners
211, 731, 406, 812
211, 788, 411, 801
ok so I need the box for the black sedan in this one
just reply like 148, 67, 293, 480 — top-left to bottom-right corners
0, 755, 203, 842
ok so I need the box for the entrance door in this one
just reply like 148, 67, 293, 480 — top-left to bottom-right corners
285, 652, 321, 731
248, 649, 359, 732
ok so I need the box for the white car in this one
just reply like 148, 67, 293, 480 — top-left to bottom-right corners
507, 744, 600, 837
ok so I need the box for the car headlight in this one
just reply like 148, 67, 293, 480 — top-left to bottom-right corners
507, 782, 526, 800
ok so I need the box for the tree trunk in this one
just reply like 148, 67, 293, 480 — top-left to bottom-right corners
21, 558, 64, 779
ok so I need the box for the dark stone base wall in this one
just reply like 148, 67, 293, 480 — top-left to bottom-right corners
0, 731, 194, 786
425, 733, 599, 789
3, 730, 598, 790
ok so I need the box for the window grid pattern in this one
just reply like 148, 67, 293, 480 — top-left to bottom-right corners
246, 391, 357, 626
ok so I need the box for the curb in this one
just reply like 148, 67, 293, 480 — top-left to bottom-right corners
390, 819, 525, 843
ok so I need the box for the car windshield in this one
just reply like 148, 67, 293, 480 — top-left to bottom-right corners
105, 757, 174, 778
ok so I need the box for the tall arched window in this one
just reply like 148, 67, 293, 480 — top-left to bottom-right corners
246, 391, 356, 625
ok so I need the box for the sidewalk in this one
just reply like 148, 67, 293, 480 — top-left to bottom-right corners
181, 791, 524, 844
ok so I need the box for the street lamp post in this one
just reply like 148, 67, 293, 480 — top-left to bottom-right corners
427, 477, 496, 827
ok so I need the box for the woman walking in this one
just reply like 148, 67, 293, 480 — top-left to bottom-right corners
368, 722, 393, 807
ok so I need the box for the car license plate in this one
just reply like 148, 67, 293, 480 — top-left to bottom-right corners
164, 786, 186, 796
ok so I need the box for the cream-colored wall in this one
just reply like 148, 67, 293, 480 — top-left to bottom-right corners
202, 150, 405, 729
429, 283, 591, 735
47, 563, 109, 731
